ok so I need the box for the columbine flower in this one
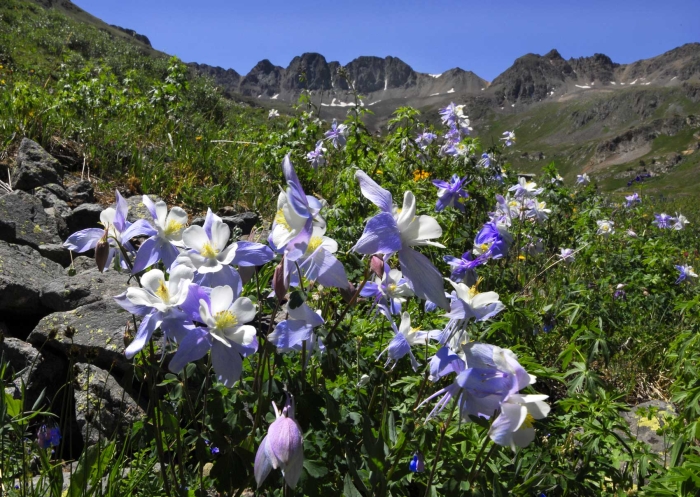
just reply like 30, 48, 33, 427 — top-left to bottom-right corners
550, 174, 564, 184
478, 153, 492, 169
168, 285, 258, 387
627, 229, 638, 238
596, 220, 614, 237
415, 131, 437, 150
624, 193, 641, 208
558, 248, 575, 263
432, 174, 469, 212
268, 302, 325, 359
352, 171, 449, 309
509, 177, 543, 199
379, 312, 439, 371
675, 265, 698, 284
178, 209, 273, 289
269, 109, 279, 119
422, 343, 532, 422
324, 119, 348, 149
576, 173, 590, 186
63, 190, 155, 272
501, 131, 516, 146
488, 394, 550, 449
653, 213, 675, 229
473, 222, 513, 260
37, 424, 61, 449
132, 196, 189, 273
439, 279, 506, 347
443, 252, 487, 286
360, 263, 414, 316
115, 265, 196, 358
306, 140, 326, 170
409, 452, 425, 473
672, 213, 689, 231
269, 155, 326, 258
525, 199, 551, 223
439, 103, 459, 126
282, 225, 350, 291
255, 395, 304, 489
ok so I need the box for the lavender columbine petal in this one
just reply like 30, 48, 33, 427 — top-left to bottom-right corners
131, 237, 161, 274
254, 435, 274, 488
122, 218, 157, 241
114, 291, 152, 317
114, 190, 128, 232
230, 241, 275, 267
193, 266, 242, 296
300, 248, 350, 289
63, 228, 104, 252
211, 341, 244, 387
352, 212, 402, 255
355, 170, 393, 213
168, 328, 212, 373
429, 346, 465, 381
125, 311, 162, 359
398, 247, 449, 310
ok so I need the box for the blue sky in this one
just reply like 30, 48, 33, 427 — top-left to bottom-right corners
73, 0, 699, 82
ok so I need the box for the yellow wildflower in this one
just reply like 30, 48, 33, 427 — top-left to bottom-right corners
413, 170, 430, 182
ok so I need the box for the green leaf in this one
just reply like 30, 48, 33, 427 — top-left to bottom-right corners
343, 473, 362, 497
303, 460, 328, 478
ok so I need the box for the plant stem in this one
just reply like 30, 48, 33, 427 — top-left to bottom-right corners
423, 402, 457, 497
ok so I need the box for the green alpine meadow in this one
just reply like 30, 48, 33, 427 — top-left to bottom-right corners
1, 1, 700, 496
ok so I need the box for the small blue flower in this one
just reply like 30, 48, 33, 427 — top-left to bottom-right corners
409, 451, 425, 473
37, 424, 61, 449
210, 446, 220, 455
324, 119, 348, 149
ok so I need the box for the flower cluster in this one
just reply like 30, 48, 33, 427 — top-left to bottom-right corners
653, 212, 688, 230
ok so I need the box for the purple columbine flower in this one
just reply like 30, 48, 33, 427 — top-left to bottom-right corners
478, 153, 492, 168
132, 195, 189, 273
443, 252, 486, 286
63, 190, 155, 271
268, 302, 325, 360
114, 265, 196, 358
306, 140, 326, 170
415, 131, 437, 150
352, 171, 449, 309
558, 248, 575, 263
625, 193, 641, 208
501, 131, 516, 147
439, 103, 458, 126
379, 312, 440, 371
676, 264, 698, 284
576, 173, 590, 186
167, 285, 258, 387
409, 452, 425, 473
360, 262, 414, 317
176, 209, 273, 290
432, 174, 469, 212
473, 222, 513, 260
324, 119, 348, 149
653, 213, 675, 229
37, 424, 61, 449
255, 395, 304, 489
508, 177, 543, 199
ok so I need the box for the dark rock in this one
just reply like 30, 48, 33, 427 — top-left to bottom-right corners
188, 63, 241, 94
0, 190, 63, 249
239, 59, 285, 97
11, 138, 63, 191
621, 400, 675, 458
38, 243, 72, 266
34, 185, 72, 239
125, 194, 157, 223
0, 336, 67, 410
66, 203, 103, 234
41, 267, 136, 312
67, 255, 97, 274
191, 212, 259, 236
109, 25, 152, 47
0, 240, 65, 317
72, 362, 145, 446
27, 299, 134, 373
36, 183, 70, 202
66, 180, 94, 206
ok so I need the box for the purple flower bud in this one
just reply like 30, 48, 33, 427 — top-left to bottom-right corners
255, 395, 304, 489
94, 227, 111, 272
409, 451, 425, 472
37, 424, 61, 449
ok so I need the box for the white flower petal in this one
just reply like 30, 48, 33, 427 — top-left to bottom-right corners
231, 297, 256, 324
182, 226, 209, 251
210, 286, 234, 315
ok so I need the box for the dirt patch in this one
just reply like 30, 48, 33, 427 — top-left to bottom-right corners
586, 143, 652, 173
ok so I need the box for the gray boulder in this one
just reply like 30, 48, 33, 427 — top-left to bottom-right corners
0, 190, 63, 249
191, 212, 259, 236
72, 362, 145, 446
41, 267, 136, 312
35, 183, 71, 203
621, 400, 676, 458
38, 243, 72, 266
125, 194, 157, 223
11, 138, 63, 191
66, 203, 103, 234
0, 336, 67, 409
0, 240, 65, 316
28, 299, 134, 373
66, 180, 94, 206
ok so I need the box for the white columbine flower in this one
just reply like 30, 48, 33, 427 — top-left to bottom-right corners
269, 109, 280, 119
596, 220, 615, 237
673, 213, 689, 231
576, 173, 591, 185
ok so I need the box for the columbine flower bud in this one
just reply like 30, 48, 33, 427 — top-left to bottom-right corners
94, 226, 110, 272
409, 451, 425, 473
255, 394, 304, 489
370, 254, 385, 278
272, 259, 287, 302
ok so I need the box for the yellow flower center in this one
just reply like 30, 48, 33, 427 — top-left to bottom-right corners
521, 413, 535, 430
479, 243, 490, 253
306, 236, 323, 254
468, 277, 483, 299
388, 283, 398, 293
214, 310, 237, 330
274, 209, 290, 230
164, 219, 184, 236
155, 281, 170, 302
200, 242, 219, 258
602, 225, 610, 232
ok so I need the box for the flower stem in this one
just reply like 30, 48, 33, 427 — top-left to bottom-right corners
423, 401, 457, 497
